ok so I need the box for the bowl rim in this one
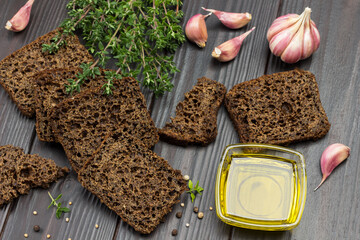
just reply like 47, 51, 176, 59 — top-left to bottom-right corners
215, 143, 307, 231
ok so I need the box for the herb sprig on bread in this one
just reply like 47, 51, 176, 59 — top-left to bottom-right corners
42, 0, 185, 97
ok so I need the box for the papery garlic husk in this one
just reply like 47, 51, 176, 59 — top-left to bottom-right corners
185, 13, 211, 48
314, 143, 350, 191
201, 7, 251, 29
212, 27, 255, 62
267, 7, 320, 63
5, 0, 34, 32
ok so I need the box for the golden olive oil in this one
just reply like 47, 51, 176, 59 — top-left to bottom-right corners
219, 153, 300, 226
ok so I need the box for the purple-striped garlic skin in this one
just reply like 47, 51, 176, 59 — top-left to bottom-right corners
212, 27, 255, 62
5, 0, 34, 32
202, 7, 251, 29
267, 7, 320, 64
314, 143, 350, 191
185, 13, 212, 48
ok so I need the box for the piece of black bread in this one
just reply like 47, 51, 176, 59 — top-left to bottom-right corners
33, 67, 106, 142
78, 130, 187, 234
225, 69, 331, 145
159, 77, 226, 146
0, 28, 94, 117
50, 77, 159, 172
0, 145, 69, 207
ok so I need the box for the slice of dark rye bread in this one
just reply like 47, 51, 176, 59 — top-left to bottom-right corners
0, 145, 69, 207
0, 28, 93, 117
33, 67, 106, 142
78, 130, 187, 234
50, 77, 159, 172
159, 77, 226, 146
225, 69, 331, 145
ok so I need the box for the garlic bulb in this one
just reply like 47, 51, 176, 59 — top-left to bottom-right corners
267, 7, 320, 63
5, 0, 34, 32
185, 13, 211, 48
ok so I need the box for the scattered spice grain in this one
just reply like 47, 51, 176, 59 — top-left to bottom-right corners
183, 175, 190, 181
186, 223, 190, 227
33, 211, 38, 215
209, 206, 213, 211
95, 224, 99, 229
66, 217, 70, 222
176, 212, 182, 218
180, 203, 185, 207
198, 212, 204, 219
193, 207, 199, 213
172, 229, 178, 236
33, 225, 40, 232
46, 234, 51, 238
69, 201, 73, 205
24, 233, 29, 238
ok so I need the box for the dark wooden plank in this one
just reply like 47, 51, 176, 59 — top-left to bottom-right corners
136, 0, 281, 239
0, 0, 121, 239
233, 0, 360, 239
0, 0, 359, 239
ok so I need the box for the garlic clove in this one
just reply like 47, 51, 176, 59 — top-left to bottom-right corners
310, 21, 321, 52
302, 19, 314, 59
267, 14, 300, 41
201, 7, 251, 29
185, 13, 211, 48
269, 20, 302, 57
5, 0, 34, 32
212, 27, 255, 62
314, 143, 350, 191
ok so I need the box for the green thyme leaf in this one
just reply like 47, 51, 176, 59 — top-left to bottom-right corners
48, 192, 71, 219
187, 180, 204, 203
42, 0, 185, 96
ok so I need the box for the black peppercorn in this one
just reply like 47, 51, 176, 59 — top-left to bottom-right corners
171, 229, 178, 236
176, 212, 182, 218
33, 225, 40, 232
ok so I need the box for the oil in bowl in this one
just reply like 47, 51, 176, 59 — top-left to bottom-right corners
215, 144, 306, 231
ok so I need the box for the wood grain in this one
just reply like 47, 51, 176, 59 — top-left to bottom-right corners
0, 0, 359, 239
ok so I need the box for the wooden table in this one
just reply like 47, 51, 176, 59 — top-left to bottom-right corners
0, 0, 359, 239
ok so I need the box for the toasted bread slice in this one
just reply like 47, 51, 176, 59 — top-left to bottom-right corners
225, 69, 331, 145
78, 130, 186, 234
0, 29, 93, 117
0, 145, 69, 207
50, 77, 159, 172
159, 77, 226, 146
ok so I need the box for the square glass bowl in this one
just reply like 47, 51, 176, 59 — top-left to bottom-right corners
215, 143, 306, 231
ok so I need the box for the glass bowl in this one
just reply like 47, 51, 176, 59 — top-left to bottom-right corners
215, 143, 307, 231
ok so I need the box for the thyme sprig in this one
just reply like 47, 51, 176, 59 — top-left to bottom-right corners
47, 192, 71, 219
42, 0, 185, 96
187, 180, 204, 202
